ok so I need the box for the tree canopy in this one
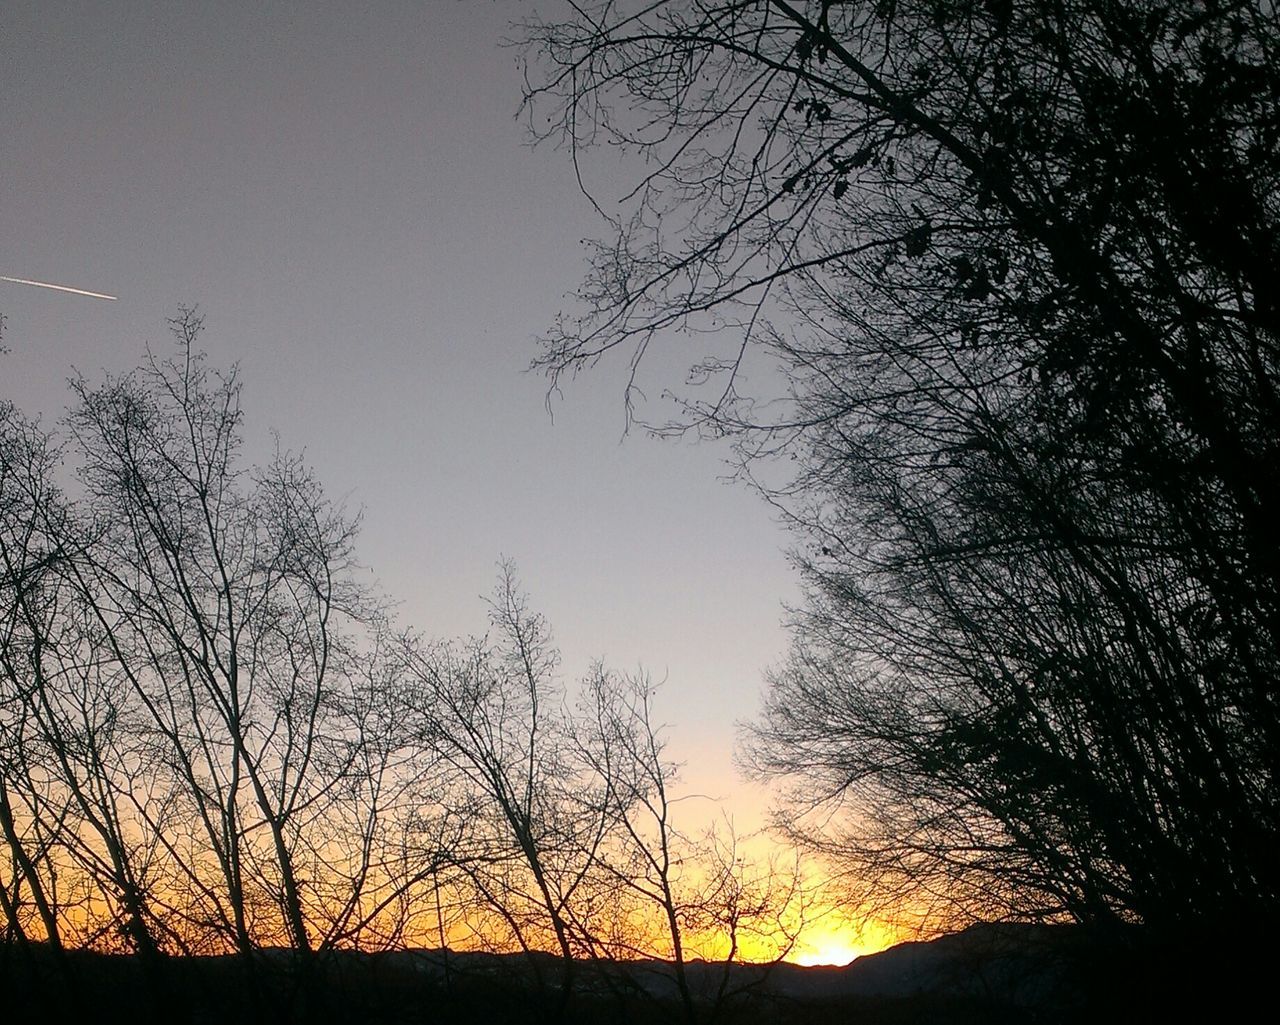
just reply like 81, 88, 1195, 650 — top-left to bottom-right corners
521, 0, 1280, 927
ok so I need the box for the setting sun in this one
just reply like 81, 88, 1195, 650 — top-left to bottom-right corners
790, 918, 903, 967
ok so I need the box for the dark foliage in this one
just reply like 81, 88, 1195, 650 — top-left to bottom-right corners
521, 0, 1279, 926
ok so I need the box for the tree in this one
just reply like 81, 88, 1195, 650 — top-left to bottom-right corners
572, 667, 701, 1022
520, 0, 1280, 928
6, 318, 827, 998
0, 403, 69, 958
572, 666, 807, 1023
397, 569, 810, 1021
61, 309, 388, 957
399, 564, 608, 1006
2, 315, 491, 982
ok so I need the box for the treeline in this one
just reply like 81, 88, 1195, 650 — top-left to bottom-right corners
0, 313, 801, 1014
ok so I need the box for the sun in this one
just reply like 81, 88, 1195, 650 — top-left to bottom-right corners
790, 918, 902, 966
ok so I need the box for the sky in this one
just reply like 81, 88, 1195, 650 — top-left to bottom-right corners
0, 1, 800, 828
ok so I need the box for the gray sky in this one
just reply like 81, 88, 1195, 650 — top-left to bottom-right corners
1, 0, 797, 812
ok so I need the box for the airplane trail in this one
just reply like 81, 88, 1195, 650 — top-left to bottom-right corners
0, 275, 117, 301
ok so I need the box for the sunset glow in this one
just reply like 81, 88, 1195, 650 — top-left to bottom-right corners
789, 917, 902, 966
791, 940, 862, 967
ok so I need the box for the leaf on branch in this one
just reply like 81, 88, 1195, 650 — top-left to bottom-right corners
904, 224, 931, 258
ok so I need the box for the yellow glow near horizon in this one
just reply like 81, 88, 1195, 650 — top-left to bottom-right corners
38, 879, 907, 965
667, 896, 906, 967
17, 808, 912, 964
791, 940, 862, 967
789, 917, 903, 966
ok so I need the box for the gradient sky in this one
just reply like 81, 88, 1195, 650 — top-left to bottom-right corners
1, 1, 799, 822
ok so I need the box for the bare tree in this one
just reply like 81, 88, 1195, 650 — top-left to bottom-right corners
7, 322, 827, 997
62, 310, 384, 957
0, 403, 68, 958
302, 626, 460, 953
571, 667, 702, 1021
572, 666, 813, 1023
2, 316, 486, 980
398, 564, 612, 1007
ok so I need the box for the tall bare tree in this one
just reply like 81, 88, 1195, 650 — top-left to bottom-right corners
571, 667, 702, 1020
399, 564, 614, 1005
63, 310, 382, 954
573, 668, 809, 1022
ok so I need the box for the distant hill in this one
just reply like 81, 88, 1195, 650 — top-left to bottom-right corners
3, 921, 1263, 1023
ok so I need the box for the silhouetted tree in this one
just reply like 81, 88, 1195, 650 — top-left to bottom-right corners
62, 310, 386, 957
570, 666, 812, 1024
6, 324, 820, 996
2, 320, 484, 975
0, 403, 68, 955
522, 0, 1280, 927
572, 667, 701, 1022
399, 564, 613, 1009
11, 325, 796, 981
303, 630, 460, 953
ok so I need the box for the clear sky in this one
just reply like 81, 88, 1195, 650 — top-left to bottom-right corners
1, 1, 798, 821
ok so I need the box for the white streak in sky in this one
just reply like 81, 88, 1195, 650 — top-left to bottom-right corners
0, 275, 117, 301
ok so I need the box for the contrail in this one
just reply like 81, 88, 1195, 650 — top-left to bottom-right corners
0, 274, 117, 301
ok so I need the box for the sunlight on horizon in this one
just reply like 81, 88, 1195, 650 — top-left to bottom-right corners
787, 917, 903, 967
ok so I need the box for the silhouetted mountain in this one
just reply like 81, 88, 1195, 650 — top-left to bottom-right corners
2, 922, 1263, 1024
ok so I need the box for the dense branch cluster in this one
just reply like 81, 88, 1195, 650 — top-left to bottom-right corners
0, 317, 804, 1013
521, 0, 1279, 926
